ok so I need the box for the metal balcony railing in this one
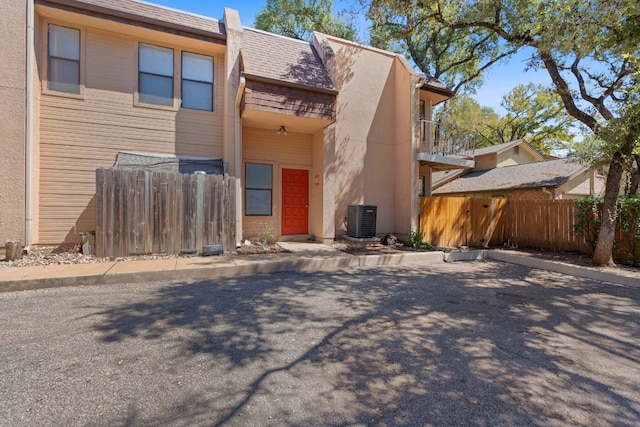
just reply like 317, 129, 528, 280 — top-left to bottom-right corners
419, 120, 474, 158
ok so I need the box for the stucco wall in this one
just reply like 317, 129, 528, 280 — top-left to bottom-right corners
0, 0, 26, 247
325, 38, 413, 237
311, 128, 333, 242
392, 58, 415, 238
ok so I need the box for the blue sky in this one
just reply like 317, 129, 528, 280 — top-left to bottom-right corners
150, 0, 551, 115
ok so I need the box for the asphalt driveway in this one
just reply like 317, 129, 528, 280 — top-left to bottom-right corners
1, 261, 638, 426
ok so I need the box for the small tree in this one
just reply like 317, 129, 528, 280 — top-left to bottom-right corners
255, 0, 358, 42
367, 0, 640, 266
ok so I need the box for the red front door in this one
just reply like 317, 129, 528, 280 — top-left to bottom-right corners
282, 168, 309, 235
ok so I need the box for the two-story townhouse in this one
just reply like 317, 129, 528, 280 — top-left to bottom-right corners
1, 0, 472, 253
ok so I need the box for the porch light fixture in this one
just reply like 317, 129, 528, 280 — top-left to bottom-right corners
276, 125, 287, 135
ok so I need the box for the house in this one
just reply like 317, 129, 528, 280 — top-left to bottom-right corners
0, 0, 472, 251
431, 140, 604, 199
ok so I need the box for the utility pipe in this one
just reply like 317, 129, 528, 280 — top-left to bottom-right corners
25, 0, 34, 252
542, 187, 554, 200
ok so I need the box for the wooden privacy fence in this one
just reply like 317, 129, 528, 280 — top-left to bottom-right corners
419, 197, 507, 247
96, 168, 237, 258
504, 199, 591, 253
420, 197, 591, 252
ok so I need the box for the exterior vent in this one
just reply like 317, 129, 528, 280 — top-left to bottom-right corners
347, 205, 377, 238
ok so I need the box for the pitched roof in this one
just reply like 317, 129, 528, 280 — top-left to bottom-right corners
434, 158, 588, 194
43, 0, 225, 39
431, 169, 466, 188
473, 139, 541, 157
420, 76, 454, 97
241, 28, 335, 92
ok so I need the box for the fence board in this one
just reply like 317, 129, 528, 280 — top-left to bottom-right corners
95, 169, 105, 257
96, 168, 237, 257
420, 197, 608, 257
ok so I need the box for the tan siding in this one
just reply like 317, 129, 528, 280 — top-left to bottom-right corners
242, 127, 313, 239
38, 24, 224, 244
496, 146, 542, 167
243, 127, 313, 165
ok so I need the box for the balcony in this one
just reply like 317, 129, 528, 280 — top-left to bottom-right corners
418, 120, 475, 170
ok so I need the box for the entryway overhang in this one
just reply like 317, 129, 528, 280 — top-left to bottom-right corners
240, 74, 336, 133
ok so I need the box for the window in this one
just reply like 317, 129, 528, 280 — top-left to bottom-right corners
182, 52, 213, 111
48, 24, 80, 94
419, 175, 426, 197
138, 43, 174, 106
245, 163, 272, 216
514, 146, 520, 155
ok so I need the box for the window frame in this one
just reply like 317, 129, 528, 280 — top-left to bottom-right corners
137, 42, 175, 108
245, 163, 273, 216
45, 23, 83, 98
181, 51, 214, 111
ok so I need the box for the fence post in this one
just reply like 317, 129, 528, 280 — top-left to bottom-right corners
144, 171, 152, 254
195, 171, 205, 254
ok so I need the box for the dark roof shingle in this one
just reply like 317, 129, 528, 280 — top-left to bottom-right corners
434, 158, 588, 194
242, 28, 335, 91
44, 0, 225, 38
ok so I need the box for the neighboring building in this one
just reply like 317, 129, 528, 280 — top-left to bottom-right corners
1, 0, 472, 250
432, 140, 604, 199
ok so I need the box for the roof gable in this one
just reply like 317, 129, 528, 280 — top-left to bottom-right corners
473, 139, 544, 160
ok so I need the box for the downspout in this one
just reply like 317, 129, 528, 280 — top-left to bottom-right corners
541, 187, 554, 200
234, 76, 245, 246
235, 76, 245, 173
25, 0, 35, 252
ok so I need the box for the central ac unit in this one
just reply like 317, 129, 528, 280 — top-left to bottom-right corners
347, 205, 377, 238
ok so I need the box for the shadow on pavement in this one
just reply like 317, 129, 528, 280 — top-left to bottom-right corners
91, 262, 640, 426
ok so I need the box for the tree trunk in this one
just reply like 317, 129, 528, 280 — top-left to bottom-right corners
592, 135, 637, 266
625, 154, 640, 196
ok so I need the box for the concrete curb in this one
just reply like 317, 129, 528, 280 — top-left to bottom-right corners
1, 248, 637, 293
441, 249, 638, 287
443, 250, 487, 262
0, 251, 446, 293
486, 250, 639, 287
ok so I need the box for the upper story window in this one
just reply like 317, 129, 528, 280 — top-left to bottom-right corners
48, 24, 80, 94
182, 52, 213, 111
138, 43, 174, 106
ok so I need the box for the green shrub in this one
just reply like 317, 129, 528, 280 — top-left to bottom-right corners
407, 229, 430, 250
574, 196, 640, 263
